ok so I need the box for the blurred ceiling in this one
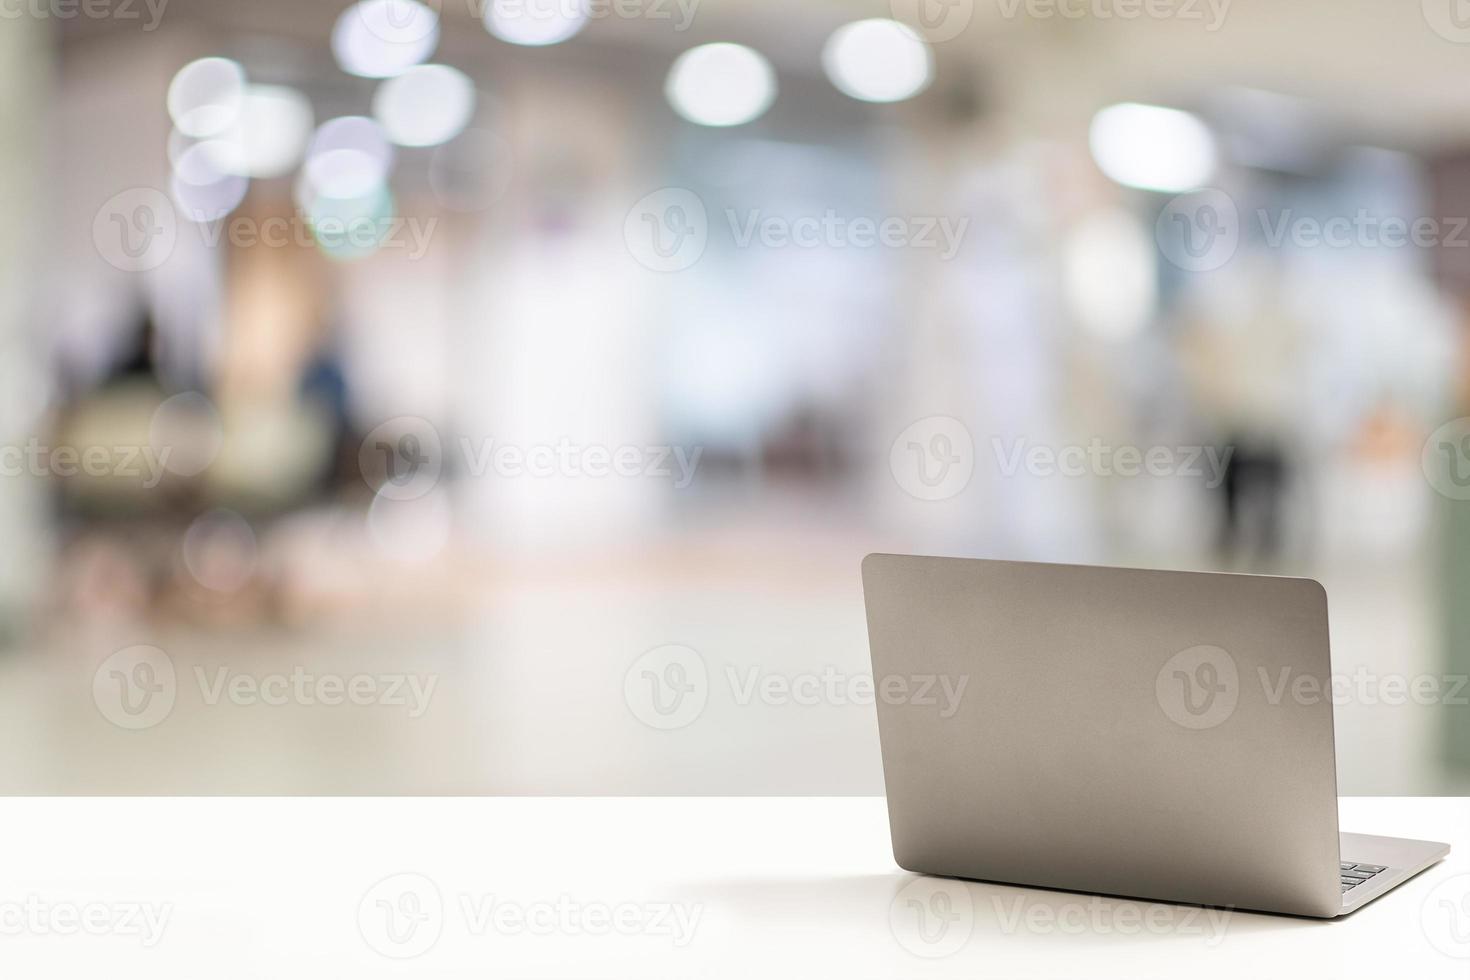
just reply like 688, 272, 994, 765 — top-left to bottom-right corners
54, 0, 1470, 154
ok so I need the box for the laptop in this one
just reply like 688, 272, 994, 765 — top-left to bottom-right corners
860, 553, 1450, 918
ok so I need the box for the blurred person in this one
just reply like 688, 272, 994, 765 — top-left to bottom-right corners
1175, 256, 1307, 568
1217, 433, 1289, 562
47, 318, 201, 629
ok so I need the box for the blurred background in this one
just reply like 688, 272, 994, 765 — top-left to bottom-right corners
1, 0, 1468, 793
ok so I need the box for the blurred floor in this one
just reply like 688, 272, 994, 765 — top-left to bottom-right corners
0, 507, 1463, 796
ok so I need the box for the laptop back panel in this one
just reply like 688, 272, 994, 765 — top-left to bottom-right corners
862, 554, 1344, 918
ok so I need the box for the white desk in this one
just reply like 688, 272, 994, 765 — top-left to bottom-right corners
0, 797, 1465, 978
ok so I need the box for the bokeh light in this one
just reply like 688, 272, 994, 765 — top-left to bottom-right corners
307, 185, 396, 261
1089, 103, 1217, 193
167, 57, 246, 138
483, 0, 589, 46
205, 84, 315, 179
170, 142, 250, 224
665, 43, 777, 127
182, 510, 258, 593
332, 0, 440, 78
148, 392, 224, 478
302, 116, 394, 201
373, 64, 476, 148
821, 19, 932, 103
1062, 209, 1158, 341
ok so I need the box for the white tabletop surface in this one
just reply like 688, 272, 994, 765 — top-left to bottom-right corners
0, 796, 1465, 978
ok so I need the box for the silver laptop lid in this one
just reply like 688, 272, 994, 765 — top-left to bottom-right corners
862, 553, 1343, 918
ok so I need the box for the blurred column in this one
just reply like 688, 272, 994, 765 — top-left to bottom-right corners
0, 14, 52, 634
1426, 154, 1470, 774
452, 66, 659, 557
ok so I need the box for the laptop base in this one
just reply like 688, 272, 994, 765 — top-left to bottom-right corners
1337, 831, 1450, 916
